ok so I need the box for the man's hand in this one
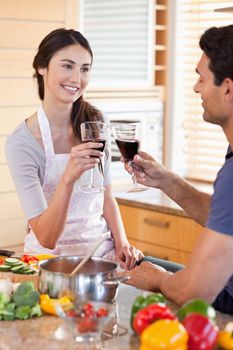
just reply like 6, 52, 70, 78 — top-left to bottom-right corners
123, 151, 167, 189
120, 261, 167, 291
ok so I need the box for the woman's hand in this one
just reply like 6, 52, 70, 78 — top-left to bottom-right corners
62, 142, 103, 184
116, 244, 144, 270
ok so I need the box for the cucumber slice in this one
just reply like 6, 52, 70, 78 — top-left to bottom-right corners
0, 265, 12, 272
4, 258, 21, 266
11, 265, 25, 273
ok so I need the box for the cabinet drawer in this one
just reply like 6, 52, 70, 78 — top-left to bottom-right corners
119, 205, 203, 253
129, 239, 190, 265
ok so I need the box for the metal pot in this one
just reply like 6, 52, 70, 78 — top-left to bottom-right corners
39, 256, 128, 303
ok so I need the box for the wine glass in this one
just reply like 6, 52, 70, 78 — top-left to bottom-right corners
79, 121, 108, 194
112, 123, 147, 192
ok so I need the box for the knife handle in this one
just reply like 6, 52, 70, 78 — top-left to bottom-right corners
0, 249, 15, 257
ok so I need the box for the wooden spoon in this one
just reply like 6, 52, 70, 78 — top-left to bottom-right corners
70, 234, 110, 276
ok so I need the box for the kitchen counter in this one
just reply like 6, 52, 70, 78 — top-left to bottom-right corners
114, 182, 213, 218
0, 284, 231, 350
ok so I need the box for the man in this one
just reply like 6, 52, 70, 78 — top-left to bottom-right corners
124, 25, 233, 315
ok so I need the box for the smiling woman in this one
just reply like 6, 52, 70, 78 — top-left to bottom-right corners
5, 28, 143, 270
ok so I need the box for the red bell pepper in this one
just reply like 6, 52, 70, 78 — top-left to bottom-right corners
133, 302, 176, 334
182, 313, 219, 350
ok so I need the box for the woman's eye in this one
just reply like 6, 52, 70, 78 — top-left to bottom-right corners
81, 67, 90, 72
63, 64, 72, 69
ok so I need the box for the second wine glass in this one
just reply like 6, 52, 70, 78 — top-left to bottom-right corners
80, 121, 108, 194
112, 123, 147, 192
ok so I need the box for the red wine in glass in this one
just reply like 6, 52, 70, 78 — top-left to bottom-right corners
112, 123, 147, 192
115, 139, 139, 161
83, 139, 106, 155
80, 122, 108, 194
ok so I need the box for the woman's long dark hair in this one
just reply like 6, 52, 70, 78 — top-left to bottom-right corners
33, 28, 103, 140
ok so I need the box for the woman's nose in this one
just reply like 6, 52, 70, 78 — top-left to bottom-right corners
71, 69, 81, 84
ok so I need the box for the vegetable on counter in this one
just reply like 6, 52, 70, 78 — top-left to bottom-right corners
40, 294, 72, 316
133, 303, 176, 335
21, 254, 38, 264
0, 281, 42, 320
0, 257, 37, 275
218, 321, 233, 350
140, 319, 188, 350
130, 293, 167, 329
177, 299, 216, 324
182, 313, 218, 350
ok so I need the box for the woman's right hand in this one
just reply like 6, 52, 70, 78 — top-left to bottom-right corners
62, 142, 103, 184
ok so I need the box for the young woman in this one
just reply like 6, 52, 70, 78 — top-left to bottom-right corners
5, 28, 143, 270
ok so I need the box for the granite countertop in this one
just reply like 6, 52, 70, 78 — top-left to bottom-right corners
114, 181, 213, 218
115, 187, 188, 217
0, 284, 232, 350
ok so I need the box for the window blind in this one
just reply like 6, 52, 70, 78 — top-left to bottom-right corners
82, 0, 152, 86
173, 0, 233, 182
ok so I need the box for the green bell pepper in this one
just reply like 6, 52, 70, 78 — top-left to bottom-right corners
130, 293, 167, 329
177, 299, 216, 324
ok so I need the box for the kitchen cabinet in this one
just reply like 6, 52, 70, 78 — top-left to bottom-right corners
119, 204, 203, 265
154, 0, 168, 86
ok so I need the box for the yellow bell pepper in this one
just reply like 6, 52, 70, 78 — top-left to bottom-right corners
218, 322, 233, 350
140, 319, 188, 350
40, 294, 72, 316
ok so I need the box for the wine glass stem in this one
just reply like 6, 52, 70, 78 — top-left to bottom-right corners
90, 167, 95, 188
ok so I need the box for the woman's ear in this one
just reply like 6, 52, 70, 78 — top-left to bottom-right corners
37, 67, 46, 76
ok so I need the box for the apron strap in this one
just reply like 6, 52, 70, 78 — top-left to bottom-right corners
37, 106, 55, 159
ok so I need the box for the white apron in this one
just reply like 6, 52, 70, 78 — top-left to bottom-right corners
24, 106, 115, 258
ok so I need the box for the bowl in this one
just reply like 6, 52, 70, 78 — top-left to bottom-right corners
55, 300, 114, 344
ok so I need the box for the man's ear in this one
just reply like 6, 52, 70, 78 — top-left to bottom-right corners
223, 78, 233, 101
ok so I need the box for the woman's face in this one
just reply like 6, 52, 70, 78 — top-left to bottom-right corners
39, 44, 92, 104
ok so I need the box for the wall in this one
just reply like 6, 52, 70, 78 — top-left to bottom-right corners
0, 0, 79, 248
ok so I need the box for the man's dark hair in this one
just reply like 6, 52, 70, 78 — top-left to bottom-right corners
199, 25, 233, 85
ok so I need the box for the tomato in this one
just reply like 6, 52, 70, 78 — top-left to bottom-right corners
66, 310, 78, 318
21, 255, 38, 264
77, 317, 97, 333
0, 258, 4, 265
96, 307, 108, 318
82, 303, 95, 317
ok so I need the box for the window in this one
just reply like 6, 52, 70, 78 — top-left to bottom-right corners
172, 0, 233, 182
81, 0, 154, 88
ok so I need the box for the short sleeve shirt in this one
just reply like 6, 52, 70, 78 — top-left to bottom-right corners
206, 147, 233, 296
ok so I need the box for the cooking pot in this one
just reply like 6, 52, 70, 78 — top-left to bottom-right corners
39, 256, 128, 303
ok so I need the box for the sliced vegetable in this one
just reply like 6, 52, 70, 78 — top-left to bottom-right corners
21, 255, 38, 264
0, 265, 11, 272
133, 303, 176, 334
177, 299, 216, 324
140, 319, 188, 350
218, 321, 233, 350
182, 313, 218, 350
4, 258, 21, 265
40, 294, 72, 316
131, 293, 166, 328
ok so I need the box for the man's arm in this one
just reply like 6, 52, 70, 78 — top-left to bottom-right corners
158, 171, 211, 226
126, 227, 233, 305
131, 152, 211, 226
